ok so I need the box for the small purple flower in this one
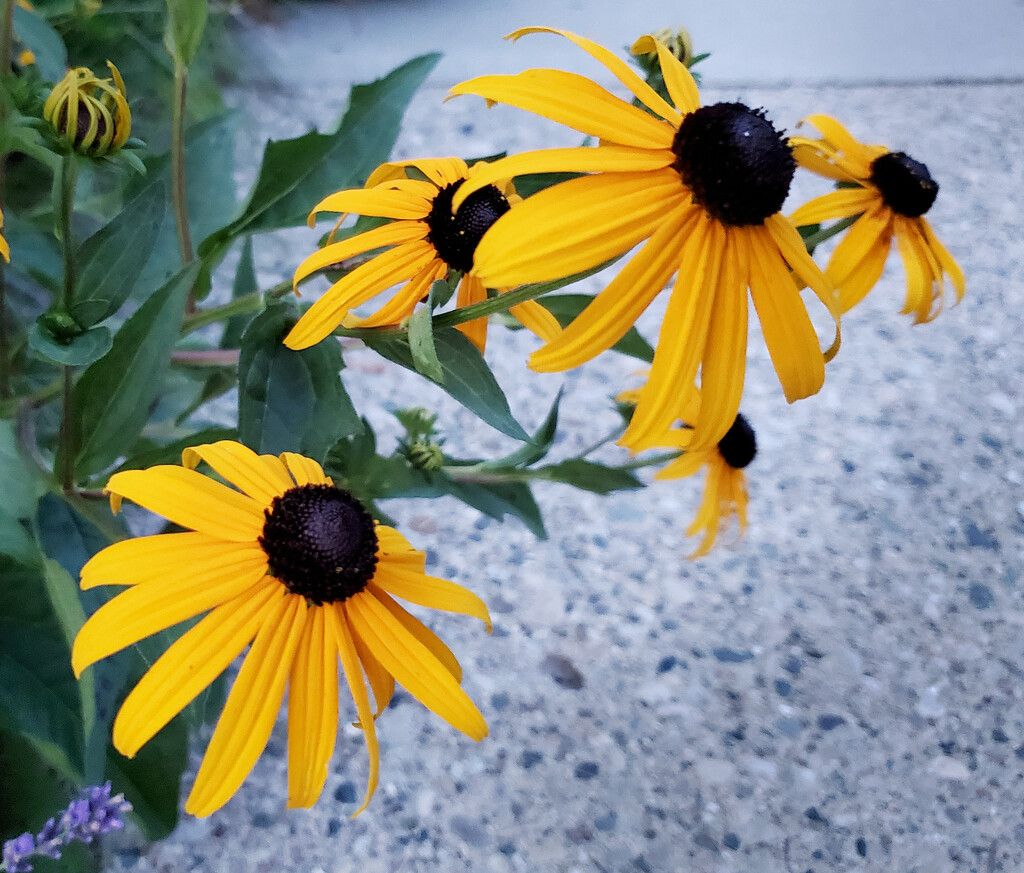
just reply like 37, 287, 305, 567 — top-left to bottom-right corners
1, 783, 131, 873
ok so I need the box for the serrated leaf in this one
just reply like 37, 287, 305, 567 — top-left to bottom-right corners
27, 322, 112, 366
13, 5, 66, 83
365, 327, 528, 441
238, 304, 360, 459
199, 53, 439, 254
71, 263, 198, 478
540, 294, 655, 362
164, 0, 208, 67
536, 458, 643, 494
70, 182, 167, 328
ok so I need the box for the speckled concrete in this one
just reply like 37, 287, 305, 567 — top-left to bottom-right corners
103, 9, 1024, 873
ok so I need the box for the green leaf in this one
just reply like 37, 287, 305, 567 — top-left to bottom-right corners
486, 389, 562, 469
407, 304, 443, 382
27, 322, 113, 366
13, 5, 67, 83
365, 328, 528, 441
0, 508, 36, 566
199, 53, 439, 254
71, 263, 198, 478
442, 476, 546, 537
0, 420, 44, 520
535, 458, 643, 494
164, 0, 208, 67
540, 294, 655, 362
238, 304, 361, 459
0, 555, 84, 781
70, 181, 167, 328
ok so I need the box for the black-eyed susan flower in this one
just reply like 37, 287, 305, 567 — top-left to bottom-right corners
789, 115, 964, 321
286, 157, 562, 352
71, 441, 490, 818
447, 28, 838, 455
43, 62, 131, 157
0, 207, 9, 262
621, 383, 754, 558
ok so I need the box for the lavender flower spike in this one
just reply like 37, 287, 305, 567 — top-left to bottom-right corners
1, 782, 132, 872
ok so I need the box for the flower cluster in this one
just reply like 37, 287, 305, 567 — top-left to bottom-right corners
1, 783, 131, 873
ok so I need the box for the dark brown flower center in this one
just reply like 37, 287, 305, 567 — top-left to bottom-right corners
426, 179, 510, 272
869, 151, 938, 218
259, 484, 378, 605
717, 413, 757, 469
672, 102, 794, 226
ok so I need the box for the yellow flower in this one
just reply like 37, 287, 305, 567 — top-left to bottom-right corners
447, 28, 838, 454
789, 115, 964, 321
621, 384, 753, 558
286, 157, 562, 352
43, 62, 131, 157
0, 207, 9, 262
71, 441, 491, 818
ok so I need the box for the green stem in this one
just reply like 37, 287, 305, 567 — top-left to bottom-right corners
171, 61, 195, 311
0, 376, 62, 417
170, 349, 238, 367
0, 0, 10, 400
181, 292, 263, 336
56, 155, 79, 490
798, 214, 860, 255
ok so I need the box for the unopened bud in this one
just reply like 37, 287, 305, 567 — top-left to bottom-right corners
43, 62, 131, 156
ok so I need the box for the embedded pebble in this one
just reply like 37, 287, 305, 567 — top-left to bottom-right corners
927, 756, 971, 780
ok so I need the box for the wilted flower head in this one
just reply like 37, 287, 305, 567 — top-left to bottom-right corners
43, 61, 131, 156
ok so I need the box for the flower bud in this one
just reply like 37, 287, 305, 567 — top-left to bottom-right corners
43, 61, 131, 156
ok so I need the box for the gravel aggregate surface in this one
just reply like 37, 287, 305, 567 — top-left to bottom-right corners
103, 10, 1024, 873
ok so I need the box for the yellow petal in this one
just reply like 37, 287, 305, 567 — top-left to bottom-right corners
284, 240, 438, 349
366, 157, 468, 189
790, 142, 865, 184
346, 591, 487, 741
509, 299, 563, 344
182, 441, 293, 505
826, 205, 892, 285
80, 531, 238, 589
350, 630, 394, 719
797, 115, 877, 177
450, 145, 675, 213
832, 221, 891, 313
510, 27, 682, 123
690, 230, 749, 450
449, 70, 674, 150
453, 272, 489, 353
280, 452, 329, 487
788, 187, 879, 227
747, 226, 824, 403
475, 168, 687, 289
352, 258, 447, 329
327, 604, 379, 816
621, 216, 723, 450
186, 593, 307, 817
630, 35, 700, 114
292, 221, 426, 285
72, 542, 269, 677
287, 607, 339, 809
105, 466, 265, 542
112, 578, 282, 757
375, 525, 426, 572
529, 201, 698, 372
371, 562, 492, 631
309, 187, 433, 224
367, 582, 462, 681
918, 217, 965, 303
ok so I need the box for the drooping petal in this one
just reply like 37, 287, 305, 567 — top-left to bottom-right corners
454, 272, 489, 352
350, 631, 394, 719
690, 230, 749, 450
832, 221, 892, 313
73, 544, 268, 676
284, 240, 438, 349
510, 27, 683, 123
287, 607, 339, 809
186, 593, 307, 817
527, 200, 698, 372
367, 583, 463, 681
346, 591, 487, 741
630, 35, 700, 115
292, 221, 427, 286
509, 299, 563, 344
474, 168, 687, 288
449, 69, 674, 150
366, 157, 469, 189
182, 441, 293, 505
327, 604, 379, 816
747, 226, 824, 403
797, 115, 879, 178
450, 145, 675, 213
79, 531, 252, 589
309, 186, 434, 224
788, 187, 880, 227
371, 562, 492, 631
897, 217, 944, 323
789, 141, 865, 184
825, 208, 893, 312
918, 217, 965, 303
351, 258, 447, 329
621, 214, 723, 451
112, 578, 282, 757
280, 452, 330, 487
106, 467, 266, 542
